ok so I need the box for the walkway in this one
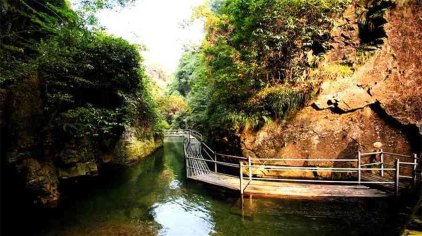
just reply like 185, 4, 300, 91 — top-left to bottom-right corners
165, 130, 421, 198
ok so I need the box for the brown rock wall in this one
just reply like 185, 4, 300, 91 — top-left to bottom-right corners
241, 2, 422, 179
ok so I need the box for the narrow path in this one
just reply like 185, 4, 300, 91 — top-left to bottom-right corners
165, 130, 420, 198
190, 172, 388, 198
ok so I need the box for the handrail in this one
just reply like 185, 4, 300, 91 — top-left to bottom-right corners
186, 156, 240, 168
179, 129, 420, 196
215, 153, 248, 160
202, 148, 215, 161
190, 130, 203, 141
202, 142, 215, 154
400, 162, 418, 165
360, 151, 383, 156
361, 162, 383, 167
247, 177, 395, 185
249, 165, 396, 171
256, 158, 358, 162
383, 152, 415, 158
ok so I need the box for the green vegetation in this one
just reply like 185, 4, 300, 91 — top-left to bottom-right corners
170, 47, 205, 97
168, 47, 207, 129
1, 0, 160, 160
171, 0, 351, 137
38, 32, 159, 149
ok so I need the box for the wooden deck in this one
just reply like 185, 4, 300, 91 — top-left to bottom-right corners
165, 129, 420, 199
190, 172, 389, 198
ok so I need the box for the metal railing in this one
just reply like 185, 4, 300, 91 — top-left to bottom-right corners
168, 130, 421, 197
165, 129, 203, 141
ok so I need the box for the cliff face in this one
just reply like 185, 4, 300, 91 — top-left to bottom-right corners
1, 76, 161, 207
0, 0, 163, 207
241, 1, 422, 166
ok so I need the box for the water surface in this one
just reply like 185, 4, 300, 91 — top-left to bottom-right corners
34, 140, 406, 235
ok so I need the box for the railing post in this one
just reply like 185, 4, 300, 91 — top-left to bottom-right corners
240, 162, 244, 195
214, 152, 218, 173
395, 158, 400, 197
380, 149, 384, 177
413, 153, 418, 185
185, 145, 189, 178
248, 156, 252, 183
358, 151, 361, 185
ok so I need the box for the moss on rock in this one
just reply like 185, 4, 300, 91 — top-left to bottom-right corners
114, 126, 162, 164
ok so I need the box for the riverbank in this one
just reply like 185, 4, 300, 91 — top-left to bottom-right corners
2, 141, 418, 235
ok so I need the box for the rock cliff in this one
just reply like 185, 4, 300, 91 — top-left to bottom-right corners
241, 1, 421, 170
1, 75, 161, 208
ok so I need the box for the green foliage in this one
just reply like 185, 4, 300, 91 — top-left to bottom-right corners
174, 0, 351, 137
206, 0, 351, 85
156, 94, 188, 126
78, 0, 136, 11
170, 47, 204, 96
245, 86, 308, 126
1, 0, 160, 154
168, 47, 211, 131
0, 0, 71, 86
37, 30, 157, 147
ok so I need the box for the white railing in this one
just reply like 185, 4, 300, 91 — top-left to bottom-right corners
168, 130, 421, 196
165, 129, 203, 141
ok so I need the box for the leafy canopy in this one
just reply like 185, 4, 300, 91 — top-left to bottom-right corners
172, 0, 350, 137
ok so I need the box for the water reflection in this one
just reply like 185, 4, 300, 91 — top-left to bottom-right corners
152, 197, 214, 236
34, 140, 405, 236
152, 141, 215, 236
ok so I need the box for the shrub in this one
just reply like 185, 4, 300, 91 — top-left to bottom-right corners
178, 0, 351, 135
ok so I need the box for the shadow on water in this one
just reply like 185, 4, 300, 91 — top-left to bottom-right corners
1, 139, 416, 235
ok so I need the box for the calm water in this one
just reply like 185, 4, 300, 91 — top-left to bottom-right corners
28, 141, 407, 235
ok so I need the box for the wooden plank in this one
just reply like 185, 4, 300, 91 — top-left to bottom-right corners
361, 173, 408, 190
183, 132, 397, 198
189, 173, 389, 198
244, 180, 388, 198
190, 173, 241, 191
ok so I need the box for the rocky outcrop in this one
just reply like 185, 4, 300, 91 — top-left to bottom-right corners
113, 126, 162, 165
241, 1, 422, 175
313, 78, 376, 112
21, 158, 59, 207
2, 75, 161, 207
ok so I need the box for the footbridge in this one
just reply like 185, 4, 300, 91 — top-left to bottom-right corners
165, 130, 421, 198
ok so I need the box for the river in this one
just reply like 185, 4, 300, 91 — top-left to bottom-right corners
4, 140, 410, 235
